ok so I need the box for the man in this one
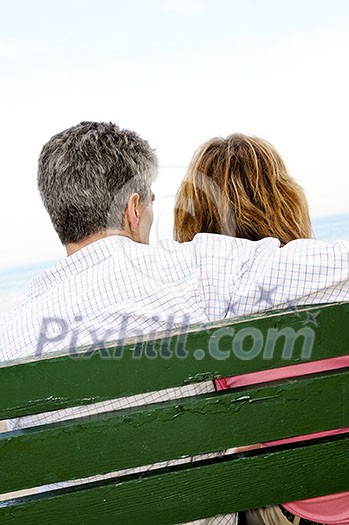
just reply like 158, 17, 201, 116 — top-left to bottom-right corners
0, 122, 348, 523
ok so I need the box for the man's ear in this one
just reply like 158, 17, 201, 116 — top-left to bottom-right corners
124, 193, 141, 232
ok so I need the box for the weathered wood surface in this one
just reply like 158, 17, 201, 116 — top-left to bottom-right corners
0, 436, 348, 525
0, 369, 348, 494
0, 303, 348, 419
0, 302, 347, 523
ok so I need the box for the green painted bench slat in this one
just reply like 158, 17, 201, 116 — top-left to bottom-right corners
0, 302, 348, 523
1, 435, 348, 525
0, 368, 348, 494
0, 302, 348, 419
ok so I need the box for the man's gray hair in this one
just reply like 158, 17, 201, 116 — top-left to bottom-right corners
38, 121, 158, 245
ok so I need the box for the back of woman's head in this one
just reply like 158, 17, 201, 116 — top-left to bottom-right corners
174, 133, 312, 244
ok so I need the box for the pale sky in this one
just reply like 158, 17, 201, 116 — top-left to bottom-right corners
1, 0, 349, 268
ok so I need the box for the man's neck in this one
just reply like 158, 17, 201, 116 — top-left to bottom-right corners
66, 230, 132, 256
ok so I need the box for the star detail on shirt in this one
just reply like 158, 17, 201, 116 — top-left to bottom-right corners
225, 299, 239, 318
254, 285, 279, 309
284, 301, 302, 318
217, 297, 240, 319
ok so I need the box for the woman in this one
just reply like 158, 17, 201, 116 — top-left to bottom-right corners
174, 133, 349, 525
174, 133, 311, 245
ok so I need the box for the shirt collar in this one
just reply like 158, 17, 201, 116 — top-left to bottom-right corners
28, 236, 133, 299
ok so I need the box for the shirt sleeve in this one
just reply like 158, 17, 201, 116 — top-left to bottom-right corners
242, 237, 349, 313
192, 233, 349, 319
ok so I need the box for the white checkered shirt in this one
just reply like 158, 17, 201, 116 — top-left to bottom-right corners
0, 234, 348, 522
2, 234, 349, 367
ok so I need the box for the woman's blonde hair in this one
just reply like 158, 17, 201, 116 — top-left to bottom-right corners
174, 133, 312, 244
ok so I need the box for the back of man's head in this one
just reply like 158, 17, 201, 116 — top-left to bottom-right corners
38, 121, 157, 245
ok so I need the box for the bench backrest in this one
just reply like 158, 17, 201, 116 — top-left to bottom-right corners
0, 302, 348, 524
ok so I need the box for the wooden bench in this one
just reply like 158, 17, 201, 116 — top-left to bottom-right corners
0, 302, 348, 524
